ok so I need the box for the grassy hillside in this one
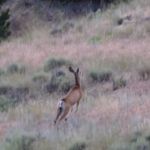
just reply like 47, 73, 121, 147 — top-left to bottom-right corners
0, 0, 150, 149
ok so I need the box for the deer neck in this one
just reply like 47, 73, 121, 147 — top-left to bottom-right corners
75, 76, 80, 87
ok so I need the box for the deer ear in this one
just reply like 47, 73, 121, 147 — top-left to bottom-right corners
69, 66, 74, 73
76, 68, 79, 74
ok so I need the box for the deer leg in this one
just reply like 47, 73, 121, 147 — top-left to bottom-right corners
75, 101, 80, 112
54, 107, 63, 125
58, 107, 70, 123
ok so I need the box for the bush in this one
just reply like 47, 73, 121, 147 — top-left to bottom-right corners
112, 77, 126, 90
0, 95, 17, 112
89, 69, 112, 83
0, 0, 7, 6
138, 67, 150, 81
32, 73, 49, 84
7, 64, 26, 74
43, 58, 71, 72
0, 68, 5, 76
5, 135, 36, 150
69, 142, 87, 150
0, 9, 11, 42
45, 70, 71, 93
109, 131, 150, 150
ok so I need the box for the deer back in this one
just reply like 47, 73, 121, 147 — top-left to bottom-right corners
64, 86, 82, 105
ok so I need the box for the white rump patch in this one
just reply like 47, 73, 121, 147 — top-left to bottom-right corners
57, 100, 65, 110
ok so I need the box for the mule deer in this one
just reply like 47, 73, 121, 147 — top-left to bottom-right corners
54, 66, 83, 125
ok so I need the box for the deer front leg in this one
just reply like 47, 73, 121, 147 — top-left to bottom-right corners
54, 107, 63, 125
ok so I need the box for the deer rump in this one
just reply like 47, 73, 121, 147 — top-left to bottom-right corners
57, 99, 65, 114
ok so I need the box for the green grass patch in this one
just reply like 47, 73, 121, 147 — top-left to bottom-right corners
4, 134, 36, 150
69, 141, 87, 150
7, 63, 26, 74
89, 35, 101, 44
0, 95, 17, 112
138, 66, 150, 81
112, 76, 126, 90
0, 68, 5, 76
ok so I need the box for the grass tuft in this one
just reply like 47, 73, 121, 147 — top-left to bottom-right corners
7, 64, 26, 74
112, 76, 126, 90
5, 134, 36, 150
0, 95, 17, 112
69, 141, 87, 150
138, 67, 150, 81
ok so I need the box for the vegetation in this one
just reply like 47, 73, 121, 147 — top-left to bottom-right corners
0, 95, 17, 112
0, 0, 10, 41
0, 0, 150, 149
7, 64, 26, 74
4, 134, 36, 150
89, 69, 112, 83
69, 141, 87, 150
45, 70, 71, 93
112, 76, 126, 90
43, 58, 71, 72
138, 67, 150, 81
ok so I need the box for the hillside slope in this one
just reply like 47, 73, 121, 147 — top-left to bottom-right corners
0, 0, 150, 149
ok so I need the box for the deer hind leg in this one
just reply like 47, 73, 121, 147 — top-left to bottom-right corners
54, 107, 63, 125
75, 100, 80, 112
58, 106, 70, 123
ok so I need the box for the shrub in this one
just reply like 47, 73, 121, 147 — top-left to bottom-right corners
89, 69, 112, 83
138, 67, 150, 81
45, 70, 71, 93
0, 68, 5, 76
5, 134, 35, 150
112, 77, 126, 90
0, 9, 11, 42
43, 58, 71, 72
7, 64, 26, 74
69, 142, 87, 150
0, 95, 17, 112
0, 0, 7, 5
32, 73, 49, 84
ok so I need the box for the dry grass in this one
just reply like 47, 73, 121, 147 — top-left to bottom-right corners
1, 82, 150, 149
0, 0, 150, 149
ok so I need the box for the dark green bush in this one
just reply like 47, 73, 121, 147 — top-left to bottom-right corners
43, 58, 71, 72
0, 68, 5, 76
138, 67, 150, 81
112, 77, 126, 90
0, 0, 7, 6
89, 69, 112, 83
5, 135, 36, 150
7, 64, 26, 74
45, 70, 71, 93
0, 95, 17, 112
69, 142, 87, 150
0, 9, 11, 42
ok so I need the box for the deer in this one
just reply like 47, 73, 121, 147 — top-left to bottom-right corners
54, 66, 83, 125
